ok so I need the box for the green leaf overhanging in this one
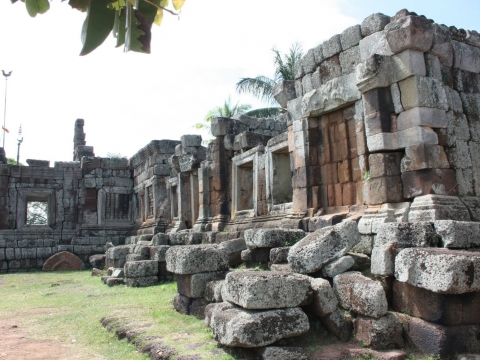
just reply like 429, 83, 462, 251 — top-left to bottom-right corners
235, 76, 277, 105
245, 107, 282, 118
80, 0, 116, 55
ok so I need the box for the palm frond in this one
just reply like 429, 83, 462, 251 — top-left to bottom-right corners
245, 107, 282, 118
273, 41, 303, 82
235, 76, 277, 105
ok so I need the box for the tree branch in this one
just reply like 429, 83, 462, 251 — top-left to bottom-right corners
142, 0, 179, 16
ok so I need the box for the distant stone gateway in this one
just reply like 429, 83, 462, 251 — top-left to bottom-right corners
2, 8, 480, 357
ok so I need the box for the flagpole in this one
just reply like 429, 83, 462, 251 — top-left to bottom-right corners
2, 70, 12, 149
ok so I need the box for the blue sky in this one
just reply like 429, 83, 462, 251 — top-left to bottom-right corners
0, 0, 478, 163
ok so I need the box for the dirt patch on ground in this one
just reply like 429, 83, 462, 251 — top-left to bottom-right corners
0, 312, 99, 360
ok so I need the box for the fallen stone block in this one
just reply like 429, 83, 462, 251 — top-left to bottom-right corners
269, 247, 290, 264
256, 346, 307, 360
310, 278, 338, 317
125, 276, 159, 287
241, 248, 270, 263
165, 245, 229, 275
204, 280, 225, 303
397, 313, 480, 356
321, 255, 355, 277
354, 312, 404, 350
43, 251, 84, 271
207, 302, 309, 347
152, 233, 169, 246
288, 220, 360, 274
311, 343, 407, 360
320, 308, 352, 342
218, 238, 246, 267
126, 254, 144, 262
189, 298, 207, 319
176, 271, 228, 299
269, 263, 293, 272
392, 280, 480, 325
374, 222, 438, 248
89, 254, 106, 269
273, 81, 296, 108
149, 245, 170, 262
124, 260, 158, 278
333, 271, 388, 318
244, 228, 305, 249
106, 277, 124, 286
434, 220, 480, 248
223, 271, 310, 309
169, 232, 203, 246
395, 248, 480, 294
348, 252, 371, 271
173, 292, 192, 315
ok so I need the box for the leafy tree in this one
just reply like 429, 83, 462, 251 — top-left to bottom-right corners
27, 201, 48, 225
10, 0, 185, 55
236, 42, 303, 117
7, 157, 24, 166
194, 97, 251, 143
106, 152, 127, 159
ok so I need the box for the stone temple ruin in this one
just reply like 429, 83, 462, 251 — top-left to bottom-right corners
1, 8, 480, 359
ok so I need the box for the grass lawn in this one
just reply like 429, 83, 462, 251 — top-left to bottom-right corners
0, 270, 228, 360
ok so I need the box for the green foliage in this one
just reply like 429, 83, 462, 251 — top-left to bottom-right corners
236, 42, 303, 114
12, 0, 185, 54
7, 157, 24, 166
363, 170, 371, 181
106, 152, 127, 159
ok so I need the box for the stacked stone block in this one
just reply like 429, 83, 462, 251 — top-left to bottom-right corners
206, 270, 310, 353
166, 244, 229, 318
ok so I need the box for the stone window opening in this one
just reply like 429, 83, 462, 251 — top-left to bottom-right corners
147, 186, 154, 218
237, 161, 254, 212
171, 185, 179, 219
271, 148, 293, 206
26, 200, 48, 225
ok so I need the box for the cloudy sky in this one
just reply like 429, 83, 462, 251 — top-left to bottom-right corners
0, 0, 478, 163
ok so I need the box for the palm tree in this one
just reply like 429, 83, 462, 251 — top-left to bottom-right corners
194, 97, 252, 142
236, 42, 303, 117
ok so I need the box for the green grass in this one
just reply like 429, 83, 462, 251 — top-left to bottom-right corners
0, 271, 229, 360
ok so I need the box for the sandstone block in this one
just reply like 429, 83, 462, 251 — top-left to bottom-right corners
397, 313, 480, 356
361, 13, 390, 37
310, 278, 338, 317
452, 40, 480, 73
369, 152, 402, 178
401, 144, 449, 172
333, 271, 388, 318
341, 25, 362, 51
205, 280, 224, 303
435, 220, 480, 249
152, 233, 170, 246
374, 222, 437, 248
431, 23, 453, 66
339, 46, 360, 75
395, 248, 480, 294
43, 251, 84, 271
244, 228, 305, 249
366, 132, 398, 152
351, 235, 373, 254
125, 276, 159, 287
320, 309, 352, 342
322, 34, 342, 59
241, 248, 270, 263
273, 81, 296, 108
401, 168, 457, 199
359, 32, 393, 61
408, 194, 471, 222
256, 347, 307, 360
321, 255, 355, 278
354, 313, 404, 350
176, 271, 228, 299
218, 238, 246, 267
174, 292, 192, 315
124, 260, 158, 278
165, 245, 229, 275
397, 107, 447, 131
211, 118, 249, 136
367, 175, 403, 205
397, 126, 439, 148
302, 74, 361, 118
392, 280, 480, 325
398, 75, 448, 111
149, 245, 170, 262
385, 15, 433, 53
207, 302, 309, 347
288, 220, 360, 274
302, 48, 317, 74
269, 247, 290, 264
223, 271, 310, 309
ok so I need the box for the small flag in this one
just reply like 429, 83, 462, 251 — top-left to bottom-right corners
1, 126, 9, 133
